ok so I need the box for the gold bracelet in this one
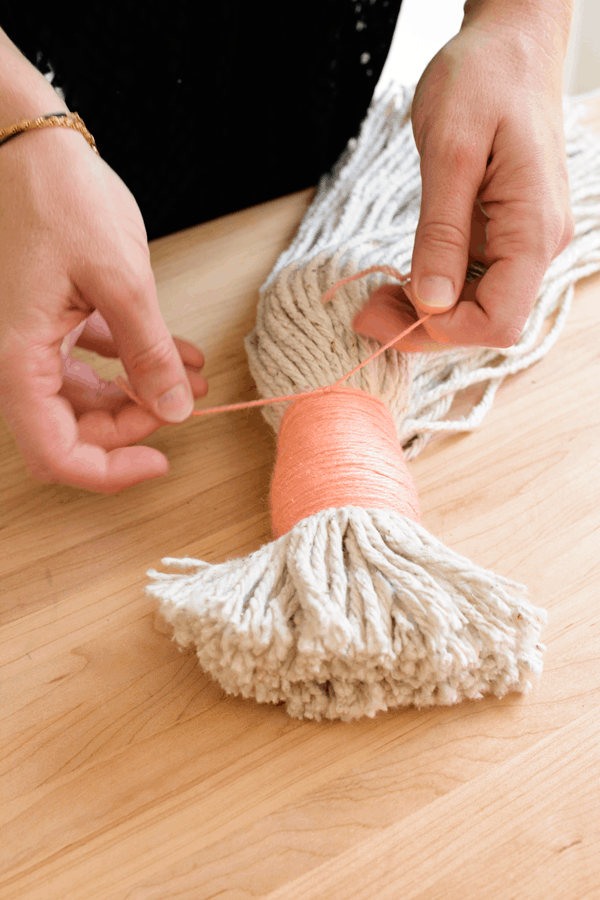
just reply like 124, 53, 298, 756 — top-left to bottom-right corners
0, 111, 100, 156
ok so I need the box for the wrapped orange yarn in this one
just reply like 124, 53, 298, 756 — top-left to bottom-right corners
270, 386, 421, 538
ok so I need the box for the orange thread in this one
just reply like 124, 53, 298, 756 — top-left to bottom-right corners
115, 266, 431, 415
270, 385, 420, 539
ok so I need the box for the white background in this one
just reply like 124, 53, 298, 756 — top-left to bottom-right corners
375, 0, 600, 100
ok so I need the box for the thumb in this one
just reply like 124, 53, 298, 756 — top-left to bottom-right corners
75, 263, 194, 423
411, 142, 484, 315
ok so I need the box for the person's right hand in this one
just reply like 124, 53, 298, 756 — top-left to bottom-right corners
0, 124, 208, 493
354, 2, 574, 353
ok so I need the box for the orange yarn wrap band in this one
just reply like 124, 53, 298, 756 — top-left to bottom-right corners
269, 385, 420, 539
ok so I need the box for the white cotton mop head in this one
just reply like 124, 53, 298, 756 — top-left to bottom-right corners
146, 84, 600, 721
149, 506, 545, 721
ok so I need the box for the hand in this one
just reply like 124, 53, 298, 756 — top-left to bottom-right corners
0, 126, 208, 493
354, 5, 575, 351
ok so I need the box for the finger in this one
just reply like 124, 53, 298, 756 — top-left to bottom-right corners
171, 337, 205, 369
73, 264, 196, 424
77, 404, 169, 451
1, 360, 169, 492
353, 283, 451, 352
469, 200, 490, 263
60, 354, 126, 412
75, 367, 207, 449
60, 317, 89, 358
60, 359, 208, 419
411, 136, 488, 315
71, 310, 118, 357
552, 209, 575, 259
353, 199, 494, 350
74, 310, 206, 369
421, 170, 566, 348
422, 252, 543, 348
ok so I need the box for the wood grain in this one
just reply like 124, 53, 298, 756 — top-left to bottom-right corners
1, 98, 600, 900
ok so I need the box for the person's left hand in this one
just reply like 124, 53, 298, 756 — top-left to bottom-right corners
59, 311, 208, 450
354, 3, 575, 351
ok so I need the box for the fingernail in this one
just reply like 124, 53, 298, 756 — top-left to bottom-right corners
416, 276, 455, 309
155, 382, 194, 422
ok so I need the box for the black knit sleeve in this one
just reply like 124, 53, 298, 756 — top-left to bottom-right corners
0, 0, 403, 240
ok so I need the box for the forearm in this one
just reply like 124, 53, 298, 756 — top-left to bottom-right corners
0, 26, 68, 127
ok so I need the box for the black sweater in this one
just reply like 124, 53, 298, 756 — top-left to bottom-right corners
2, 0, 403, 240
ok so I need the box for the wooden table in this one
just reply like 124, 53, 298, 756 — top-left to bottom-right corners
2, 96, 600, 900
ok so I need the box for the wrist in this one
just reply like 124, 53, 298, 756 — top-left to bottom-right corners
462, 0, 574, 59
0, 36, 69, 129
